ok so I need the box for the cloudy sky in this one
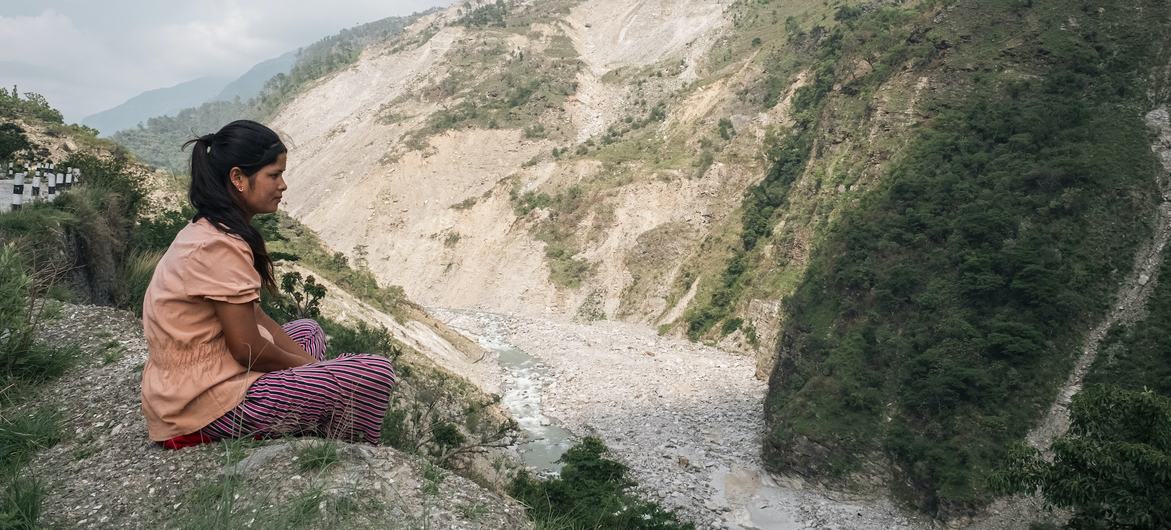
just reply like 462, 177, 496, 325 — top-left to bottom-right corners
0, 0, 453, 122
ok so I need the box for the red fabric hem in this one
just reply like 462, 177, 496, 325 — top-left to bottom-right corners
158, 431, 264, 450
158, 431, 213, 450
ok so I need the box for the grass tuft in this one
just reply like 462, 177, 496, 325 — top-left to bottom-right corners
297, 440, 340, 472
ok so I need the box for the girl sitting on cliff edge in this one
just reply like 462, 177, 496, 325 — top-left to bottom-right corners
140, 120, 397, 449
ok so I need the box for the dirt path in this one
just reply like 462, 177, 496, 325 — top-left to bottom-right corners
435, 309, 930, 530
1025, 106, 1171, 452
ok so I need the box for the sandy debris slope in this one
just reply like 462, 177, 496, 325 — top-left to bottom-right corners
563, 0, 731, 77
267, 0, 751, 323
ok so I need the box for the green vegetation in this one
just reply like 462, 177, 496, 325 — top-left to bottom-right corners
0, 407, 58, 529
111, 99, 255, 174
0, 129, 119, 528
457, 0, 508, 28
682, 126, 812, 339
297, 440, 341, 471
510, 437, 693, 530
456, 0, 583, 29
1, 88, 126, 161
510, 185, 595, 288
0, 87, 62, 124
991, 386, 1170, 529
258, 213, 409, 318
1089, 252, 1171, 396
0, 153, 148, 309
683, 0, 945, 341
1024, 213, 1171, 528
379, 361, 517, 467
276, 271, 327, 320
0, 123, 30, 162
410, 32, 580, 142
763, 0, 1168, 515
177, 472, 368, 530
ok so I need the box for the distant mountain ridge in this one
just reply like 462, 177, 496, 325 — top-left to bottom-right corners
81, 51, 298, 136
81, 76, 229, 136
211, 51, 298, 103
111, 10, 426, 173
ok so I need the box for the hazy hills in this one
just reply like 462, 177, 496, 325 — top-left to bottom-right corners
80, 51, 296, 136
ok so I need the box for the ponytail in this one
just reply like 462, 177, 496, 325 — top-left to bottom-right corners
182, 120, 286, 293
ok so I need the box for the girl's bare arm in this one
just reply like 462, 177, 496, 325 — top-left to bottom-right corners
213, 301, 313, 372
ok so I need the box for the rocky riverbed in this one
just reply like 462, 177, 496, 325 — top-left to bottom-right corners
434, 309, 932, 530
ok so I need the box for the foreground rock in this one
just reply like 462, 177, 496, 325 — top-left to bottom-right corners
18, 304, 529, 529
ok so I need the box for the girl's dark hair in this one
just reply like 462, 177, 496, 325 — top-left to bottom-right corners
182, 120, 287, 293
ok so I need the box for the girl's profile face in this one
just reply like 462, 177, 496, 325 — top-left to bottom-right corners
234, 152, 287, 217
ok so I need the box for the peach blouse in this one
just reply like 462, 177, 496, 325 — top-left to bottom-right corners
140, 218, 265, 441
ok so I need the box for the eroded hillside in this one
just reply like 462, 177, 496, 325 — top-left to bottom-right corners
265, 0, 1171, 521
272, 0, 780, 360
270, 0, 986, 379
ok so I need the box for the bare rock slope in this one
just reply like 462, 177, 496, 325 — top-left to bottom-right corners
271, 1, 755, 327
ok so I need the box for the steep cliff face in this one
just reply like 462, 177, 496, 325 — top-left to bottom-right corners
270, 0, 783, 346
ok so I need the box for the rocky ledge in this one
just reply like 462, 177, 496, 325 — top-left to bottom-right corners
15, 303, 529, 529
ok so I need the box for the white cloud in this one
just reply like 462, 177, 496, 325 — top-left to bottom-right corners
0, 1, 454, 122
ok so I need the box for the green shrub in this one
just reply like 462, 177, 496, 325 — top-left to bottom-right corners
0, 476, 44, 530
991, 385, 1171, 529
132, 207, 192, 252
717, 118, 735, 140
720, 317, 743, 337
510, 437, 693, 530
0, 123, 30, 161
278, 272, 326, 320
381, 364, 517, 465
0, 88, 62, 124
458, 0, 508, 27
116, 249, 164, 317
0, 408, 60, 472
319, 319, 398, 359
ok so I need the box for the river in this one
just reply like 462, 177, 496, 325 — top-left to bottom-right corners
433, 309, 928, 530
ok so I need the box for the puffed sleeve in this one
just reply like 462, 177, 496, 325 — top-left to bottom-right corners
182, 235, 262, 304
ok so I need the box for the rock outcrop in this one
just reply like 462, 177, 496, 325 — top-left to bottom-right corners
19, 304, 529, 529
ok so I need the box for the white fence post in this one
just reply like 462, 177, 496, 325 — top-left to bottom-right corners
11, 170, 23, 211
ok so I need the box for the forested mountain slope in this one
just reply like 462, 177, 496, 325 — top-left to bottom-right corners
761, 0, 1171, 516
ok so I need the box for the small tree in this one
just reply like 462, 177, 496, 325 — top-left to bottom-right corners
991, 385, 1171, 529
279, 271, 326, 319
0, 123, 30, 161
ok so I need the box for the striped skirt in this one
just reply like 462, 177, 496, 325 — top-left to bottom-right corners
199, 319, 397, 445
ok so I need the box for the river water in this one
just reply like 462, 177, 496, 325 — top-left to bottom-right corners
435, 309, 576, 474
495, 344, 576, 473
